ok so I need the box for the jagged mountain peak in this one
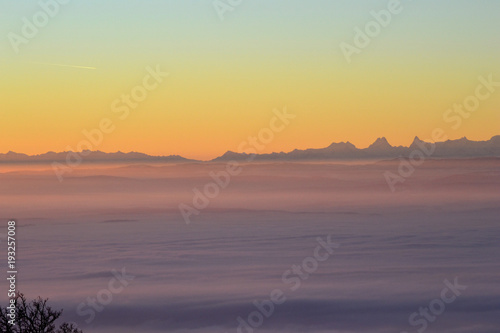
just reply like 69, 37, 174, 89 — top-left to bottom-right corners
368, 137, 392, 150
410, 136, 425, 147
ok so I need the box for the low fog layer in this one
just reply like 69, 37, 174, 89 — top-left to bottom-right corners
0, 159, 498, 332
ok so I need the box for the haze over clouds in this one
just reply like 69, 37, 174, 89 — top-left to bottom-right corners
1, 159, 499, 332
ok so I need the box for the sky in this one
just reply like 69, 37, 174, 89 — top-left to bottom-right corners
1, 0, 499, 160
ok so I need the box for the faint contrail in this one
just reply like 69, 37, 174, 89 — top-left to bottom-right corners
30, 61, 96, 70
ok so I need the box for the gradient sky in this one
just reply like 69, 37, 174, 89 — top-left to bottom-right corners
1, 0, 499, 159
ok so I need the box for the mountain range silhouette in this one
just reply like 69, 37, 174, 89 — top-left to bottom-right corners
2, 136, 500, 163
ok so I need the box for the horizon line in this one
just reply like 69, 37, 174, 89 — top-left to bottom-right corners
1, 134, 499, 161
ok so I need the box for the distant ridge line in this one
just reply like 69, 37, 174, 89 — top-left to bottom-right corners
1, 135, 500, 163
